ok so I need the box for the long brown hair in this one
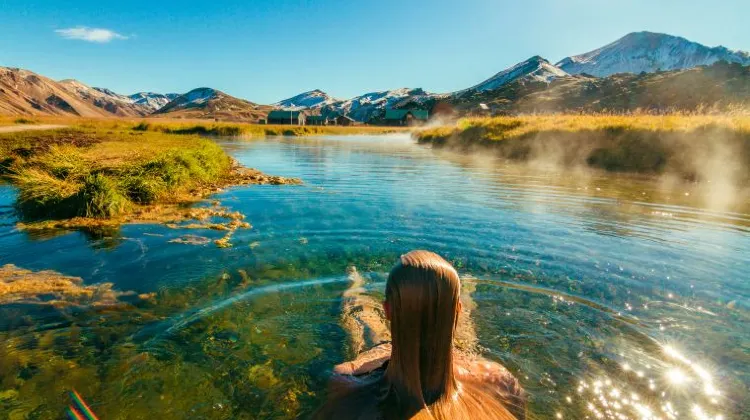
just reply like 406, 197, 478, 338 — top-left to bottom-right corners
316, 250, 519, 420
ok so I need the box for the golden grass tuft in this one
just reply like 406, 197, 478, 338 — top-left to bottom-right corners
0, 115, 409, 136
414, 114, 750, 179
418, 114, 750, 143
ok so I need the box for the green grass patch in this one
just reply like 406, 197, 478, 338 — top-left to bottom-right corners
1, 126, 233, 221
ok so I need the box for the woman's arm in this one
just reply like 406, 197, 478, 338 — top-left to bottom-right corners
333, 342, 391, 376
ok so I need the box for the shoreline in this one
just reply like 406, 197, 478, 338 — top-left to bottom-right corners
0, 116, 411, 137
414, 115, 750, 182
0, 125, 301, 247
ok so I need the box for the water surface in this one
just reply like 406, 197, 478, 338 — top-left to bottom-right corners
0, 134, 748, 419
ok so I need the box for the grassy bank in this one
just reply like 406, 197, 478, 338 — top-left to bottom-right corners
0, 116, 408, 136
131, 120, 408, 137
0, 126, 300, 237
415, 115, 750, 180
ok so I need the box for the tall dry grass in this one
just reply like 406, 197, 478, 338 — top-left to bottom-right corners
414, 114, 750, 180
0, 115, 408, 136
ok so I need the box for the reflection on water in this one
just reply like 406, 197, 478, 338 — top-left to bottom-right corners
0, 135, 748, 418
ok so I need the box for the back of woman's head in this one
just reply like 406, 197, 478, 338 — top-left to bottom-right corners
383, 251, 517, 420
385, 250, 462, 407
316, 251, 518, 420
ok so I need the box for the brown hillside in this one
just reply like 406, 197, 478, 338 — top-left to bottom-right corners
452, 61, 750, 114
152, 87, 271, 122
0, 66, 148, 117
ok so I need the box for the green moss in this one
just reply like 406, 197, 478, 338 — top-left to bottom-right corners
1, 128, 235, 222
132, 122, 150, 131
80, 173, 128, 218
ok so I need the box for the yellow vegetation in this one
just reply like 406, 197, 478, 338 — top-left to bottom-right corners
0, 264, 153, 307
0, 115, 408, 136
414, 114, 750, 179
417, 114, 750, 143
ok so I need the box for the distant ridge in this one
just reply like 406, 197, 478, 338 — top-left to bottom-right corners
1, 31, 749, 121
457, 56, 569, 95
449, 60, 750, 114
153, 87, 271, 122
274, 89, 340, 110
58, 79, 149, 116
557, 31, 750, 77
129, 92, 180, 112
0, 66, 148, 117
320, 88, 433, 122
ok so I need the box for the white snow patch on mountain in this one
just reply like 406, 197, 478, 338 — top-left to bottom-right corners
557, 31, 750, 77
274, 89, 340, 110
59, 79, 134, 104
456, 56, 569, 95
129, 92, 180, 111
155, 87, 223, 113
183, 87, 217, 105
320, 88, 432, 122
92, 87, 134, 103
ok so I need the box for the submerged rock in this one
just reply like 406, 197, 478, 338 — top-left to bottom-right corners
168, 235, 211, 245
247, 363, 280, 390
228, 164, 302, 186
0, 264, 153, 308
213, 329, 240, 343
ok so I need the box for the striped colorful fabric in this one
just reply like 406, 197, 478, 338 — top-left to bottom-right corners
66, 406, 85, 420
69, 390, 99, 420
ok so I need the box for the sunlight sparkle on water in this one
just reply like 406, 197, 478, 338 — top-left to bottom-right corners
666, 368, 688, 385
568, 344, 727, 420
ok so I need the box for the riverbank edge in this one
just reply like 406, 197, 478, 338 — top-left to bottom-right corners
0, 126, 302, 244
13, 160, 302, 245
413, 115, 750, 181
0, 116, 411, 137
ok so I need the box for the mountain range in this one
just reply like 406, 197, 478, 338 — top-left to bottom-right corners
129, 92, 180, 112
273, 89, 340, 110
1, 31, 749, 122
152, 87, 271, 121
557, 31, 750, 77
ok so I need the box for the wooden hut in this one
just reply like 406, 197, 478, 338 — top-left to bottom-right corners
306, 115, 329, 126
267, 110, 309, 125
332, 114, 356, 126
383, 109, 429, 126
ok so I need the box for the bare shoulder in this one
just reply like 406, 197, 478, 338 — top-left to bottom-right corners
454, 352, 525, 397
454, 352, 527, 419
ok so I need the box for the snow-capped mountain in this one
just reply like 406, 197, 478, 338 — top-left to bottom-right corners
274, 89, 340, 110
458, 56, 569, 94
59, 80, 132, 103
153, 87, 270, 122
156, 88, 220, 113
92, 87, 135, 104
129, 92, 180, 112
557, 31, 750, 77
318, 88, 432, 122
274, 88, 432, 122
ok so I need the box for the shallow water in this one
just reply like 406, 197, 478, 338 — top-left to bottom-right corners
0, 134, 748, 419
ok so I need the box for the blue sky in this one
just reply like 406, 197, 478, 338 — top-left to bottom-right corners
1, 0, 747, 103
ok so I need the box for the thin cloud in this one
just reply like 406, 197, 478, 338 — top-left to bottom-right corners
55, 27, 128, 43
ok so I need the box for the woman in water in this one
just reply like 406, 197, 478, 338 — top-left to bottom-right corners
314, 250, 526, 419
